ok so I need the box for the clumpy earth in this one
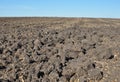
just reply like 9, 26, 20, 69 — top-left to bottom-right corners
0, 17, 120, 82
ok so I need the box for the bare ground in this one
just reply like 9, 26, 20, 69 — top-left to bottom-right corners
0, 17, 120, 82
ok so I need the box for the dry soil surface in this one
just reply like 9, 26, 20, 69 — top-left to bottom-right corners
0, 17, 120, 82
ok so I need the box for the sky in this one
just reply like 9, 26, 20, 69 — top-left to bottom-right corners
0, 0, 120, 18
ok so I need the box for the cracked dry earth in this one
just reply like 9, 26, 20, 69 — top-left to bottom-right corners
0, 18, 120, 82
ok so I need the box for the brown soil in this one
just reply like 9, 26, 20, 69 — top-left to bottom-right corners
0, 17, 120, 82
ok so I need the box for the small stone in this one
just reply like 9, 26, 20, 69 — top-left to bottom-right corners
34, 39, 40, 46
87, 63, 96, 70
100, 49, 114, 59
76, 68, 87, 76
88, 69, 103, 81
34, 39, 40, 50
62, 68, 75, 81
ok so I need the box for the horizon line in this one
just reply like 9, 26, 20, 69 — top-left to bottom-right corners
0, 16, 120, 19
